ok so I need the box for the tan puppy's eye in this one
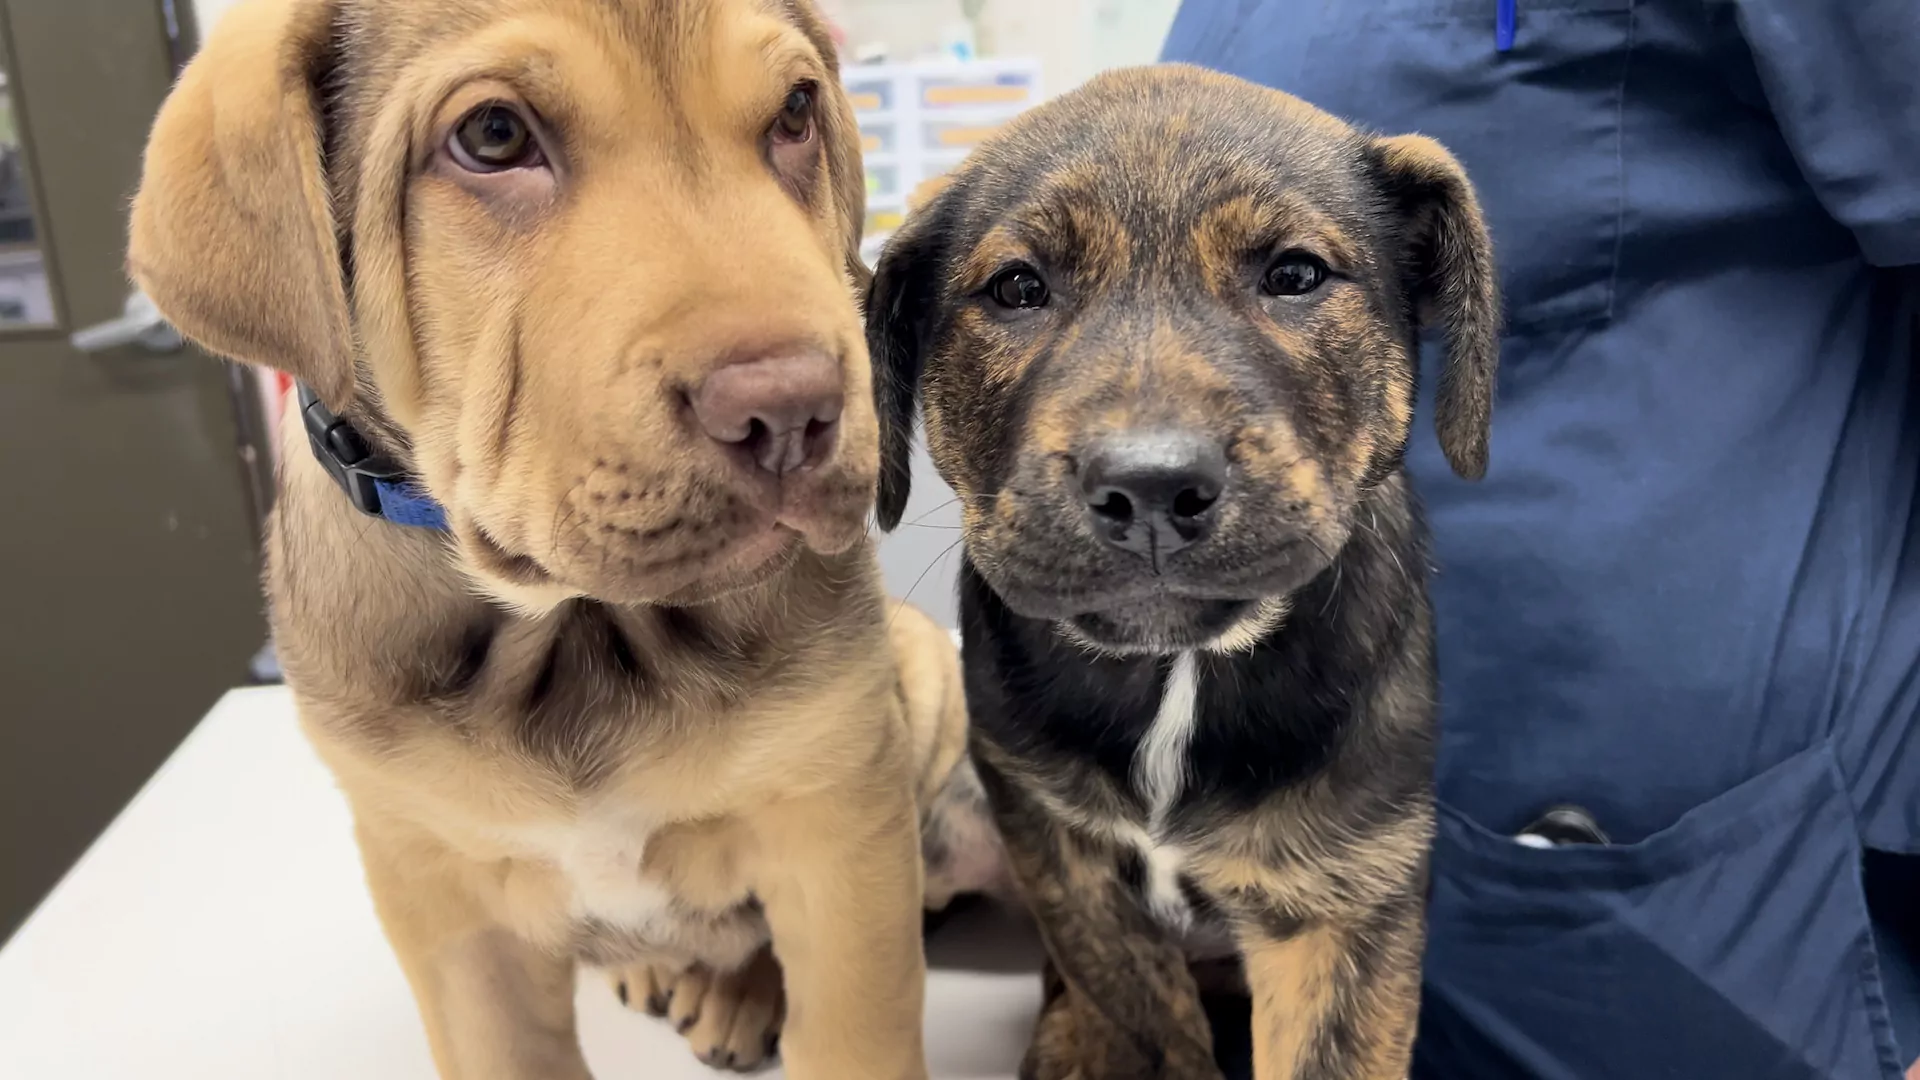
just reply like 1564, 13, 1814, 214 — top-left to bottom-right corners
451, 104, 544, 172
774, 83, 816, 142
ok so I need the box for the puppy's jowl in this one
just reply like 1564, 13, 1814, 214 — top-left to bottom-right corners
871, 65, 1499, 1079
129, 1, 1001, 1077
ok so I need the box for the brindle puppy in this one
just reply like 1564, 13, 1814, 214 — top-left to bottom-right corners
868, 66, 1499, 1079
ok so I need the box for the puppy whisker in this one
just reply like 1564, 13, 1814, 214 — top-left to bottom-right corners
900, 496, 962, 527
1362, 506, 1411, 591
547, 477, 587, 563
889, 537, 966, 635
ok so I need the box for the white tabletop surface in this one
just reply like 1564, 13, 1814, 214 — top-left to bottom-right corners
0, 686, 1042, 1079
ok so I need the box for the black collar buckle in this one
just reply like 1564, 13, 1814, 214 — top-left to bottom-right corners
297, 383, 407, 520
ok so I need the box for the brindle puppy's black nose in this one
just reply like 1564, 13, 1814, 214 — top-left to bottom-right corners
1079, 431, 1227, 567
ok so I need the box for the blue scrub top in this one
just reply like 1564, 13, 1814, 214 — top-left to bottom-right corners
1161, 2, 1920, 1077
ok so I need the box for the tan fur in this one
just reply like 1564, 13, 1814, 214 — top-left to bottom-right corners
129, 1, 986, 1077
1243, 921, 1421, 1080
1245, 925, 1339, 1080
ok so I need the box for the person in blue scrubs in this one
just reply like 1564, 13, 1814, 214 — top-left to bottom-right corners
1159, 2, 1920, 1077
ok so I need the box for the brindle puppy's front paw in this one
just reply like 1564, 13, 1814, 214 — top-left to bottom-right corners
1019, 961, 1221, 1080
611, 948, 785, 1072
1020, 987, 1087, 1080
1020, 963, 1089, 1080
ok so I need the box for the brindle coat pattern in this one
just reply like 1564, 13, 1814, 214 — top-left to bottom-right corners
869, 66, 1499, 1079
128, 1, 1001, 1077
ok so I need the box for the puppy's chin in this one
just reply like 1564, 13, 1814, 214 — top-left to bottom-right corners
973, 553, 1297, 656
458, 516, 806, 613
1056, 596, 1282, 657
652, 527, 805, 605
456, 465, 872, 612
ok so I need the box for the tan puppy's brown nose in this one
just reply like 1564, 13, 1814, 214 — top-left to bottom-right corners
691, 351, 844, 475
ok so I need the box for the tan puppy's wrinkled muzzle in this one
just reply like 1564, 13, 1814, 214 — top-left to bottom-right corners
435, 172, 880, 610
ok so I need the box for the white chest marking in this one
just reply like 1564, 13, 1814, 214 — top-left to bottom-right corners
1136, 835, 1193, 930
506, 816, 677, 933
1129, 652, 1202, 928
565, 835, 674, 929
1133, 651, 1200, 830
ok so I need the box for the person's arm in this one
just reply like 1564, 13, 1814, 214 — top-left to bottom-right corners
1726, 0, 1920, 267
1734, 11, 1920, 1073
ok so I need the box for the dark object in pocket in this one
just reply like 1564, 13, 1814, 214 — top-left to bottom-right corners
1514, 804, 1611, 848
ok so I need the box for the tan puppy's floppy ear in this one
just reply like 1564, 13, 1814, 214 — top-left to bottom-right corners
1370, 134, 1501, 480
786, 2, 870, 293
128, 0, 351, 405
823, 83, 871, 294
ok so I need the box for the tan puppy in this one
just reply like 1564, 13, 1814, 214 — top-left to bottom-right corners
128, 1, 999, 1077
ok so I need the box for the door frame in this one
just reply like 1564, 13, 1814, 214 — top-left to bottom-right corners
4, 0, 280, 547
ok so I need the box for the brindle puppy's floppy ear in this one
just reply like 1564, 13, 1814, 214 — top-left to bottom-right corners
128, 0, 351, 406
1369, 134, 1501, 480
865, 190, 956, 531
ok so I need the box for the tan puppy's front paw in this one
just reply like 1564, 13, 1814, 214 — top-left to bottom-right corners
612, 948, 785, 1072
610, 961, 673, 1017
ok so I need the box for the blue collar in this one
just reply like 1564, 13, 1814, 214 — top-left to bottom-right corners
297, 384, 450, 531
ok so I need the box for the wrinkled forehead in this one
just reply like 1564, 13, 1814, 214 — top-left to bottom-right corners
341, 0, 819, 63
948, 79, 1381, 287
332, 0, 826, 121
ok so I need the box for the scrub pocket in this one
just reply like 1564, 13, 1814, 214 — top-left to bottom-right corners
1413, 743, 1905, 1080
1198, 0, 1632, 334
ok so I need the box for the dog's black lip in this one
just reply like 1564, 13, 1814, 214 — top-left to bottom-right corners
990, 575, 1260, 623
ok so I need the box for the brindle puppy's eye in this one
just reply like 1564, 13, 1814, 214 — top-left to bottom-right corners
1260, 251, 1329, 297
450, 104, 543, 172
988, 266, 1050, 310
775, 83, 816, 141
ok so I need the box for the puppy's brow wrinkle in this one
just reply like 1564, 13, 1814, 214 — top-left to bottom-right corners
492, 306, 525, 463
989, 192, 1131, 289
956, 227, 1032, 291
1190, 192, 1358, 279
